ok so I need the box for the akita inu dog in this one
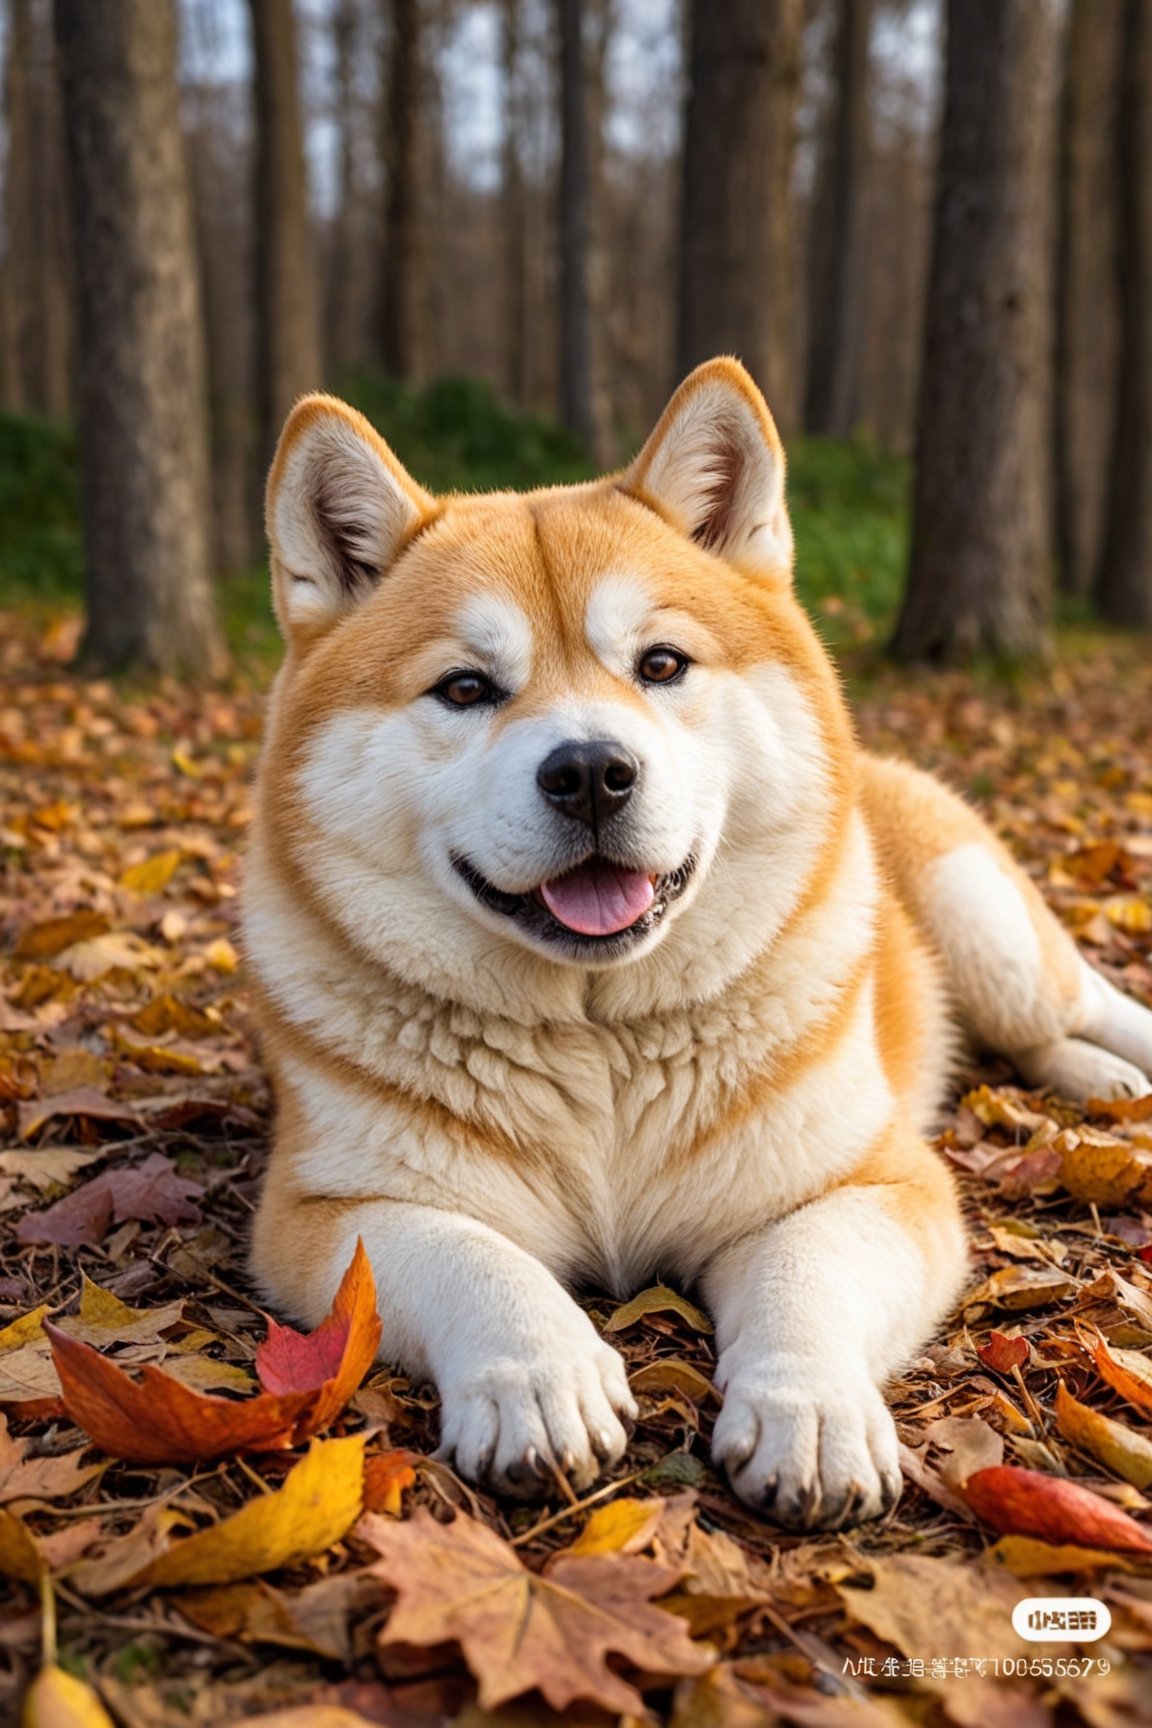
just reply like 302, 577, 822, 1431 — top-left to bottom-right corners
245, 360, 1152, 1530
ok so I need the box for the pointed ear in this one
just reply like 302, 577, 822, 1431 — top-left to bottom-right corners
620, 359, 793, 583
265, 394, 437, 636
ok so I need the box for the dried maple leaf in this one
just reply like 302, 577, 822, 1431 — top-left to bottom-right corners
1090, 1334, 1152, 1420
45, 1240, 381, 1464
360, 1506, 713, 1714
962, 1463, 1152, 1554
976, 1331, 1030, 1374
15, 1152, 202, 1246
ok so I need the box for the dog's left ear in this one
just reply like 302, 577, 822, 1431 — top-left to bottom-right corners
620, 358, 793, 584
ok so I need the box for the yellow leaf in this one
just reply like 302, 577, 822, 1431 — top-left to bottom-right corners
983, 1536, 1134, 1577
1054, 1381, 1152, 1490
203, 937, 239, 974
0, 1505, 44, 1582
604, 1285, 713, 1334
629, 1360, 718, 1402
22, 1665, 116, 1728
0, 1306, 51, 1353
171, 746, 202, 778
132, 1436, 365, 1589
1103, 895, 1152, 934
565, 1496, 665, 1558
119, 849, 183, 896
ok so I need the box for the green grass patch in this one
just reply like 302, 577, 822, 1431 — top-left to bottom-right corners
0, 379, 912, 663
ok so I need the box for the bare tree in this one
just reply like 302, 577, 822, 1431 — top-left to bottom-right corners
805, 0, 872, 437
54, 0, 222, 674
677, 0, 803, 431
1055, 0, 1123, 599
249, 0, 323, 476
381, 0, 424, 380
892, 0, 1059, 662
1099, 0, 1152, 624
557, 0, 612, 460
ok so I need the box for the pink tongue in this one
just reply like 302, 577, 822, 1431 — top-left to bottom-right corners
540, 862, 655, 936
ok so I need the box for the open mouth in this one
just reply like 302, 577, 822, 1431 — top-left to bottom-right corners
452, 853, 696, 948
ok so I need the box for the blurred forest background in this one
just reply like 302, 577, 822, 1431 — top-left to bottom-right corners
0, 0, 1150, 673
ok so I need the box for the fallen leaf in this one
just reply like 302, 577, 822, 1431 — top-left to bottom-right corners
604, 1285, 713, 1334
45, 1240, 379, 1463
977, 1331, 1031, 1373
175, 1573, 384, 1661
1054, 1380, 1152, 1489
838, 1553, 1035, 1661
55, 930, 163, 982
21, 1663, 116, 1727
119, 849, 182, 895
923, 1414, 1005, 1490
17, 1088, 142, 1141
362, 1450, 418, 1517
963, 1463, 1152, 1554
0, 1148, 103, 1192
0, 1413, 101, 1505
1056, 1129, 1152, 1207
361, 1506, 713, 1713
984, 1536, 1135, 1577
629, 1360, 718, 1401
1091, 1334, 1152, 1419
966, 1265, 1077, 1311
562, 1496, 666, 1558
16, 1153, 202, 1246
13, 911, 110, 960
131, 1436, 365, 1589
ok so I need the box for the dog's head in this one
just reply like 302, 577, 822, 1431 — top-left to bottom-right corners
259, 361, 853, 1006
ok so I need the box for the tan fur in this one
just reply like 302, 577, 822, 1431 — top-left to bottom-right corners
245, 359, 1151, 1528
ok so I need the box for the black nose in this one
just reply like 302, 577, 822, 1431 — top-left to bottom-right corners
536, 739, 639, 828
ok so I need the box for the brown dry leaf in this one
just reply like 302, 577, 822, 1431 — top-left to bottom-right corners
361, 1505, 713, 1714
966, 1265, 1078, 1311
16, 1153, 203, 1246
13, 911, 110, 960
0, 1147, 103, 1192
175, 1572, 383, 1661
0, 1342, 66, 1413
604, 1284, 713, 1334
0, 1504, 44, 1583
1053, 1381, 1152, 1490
976, 1330, 1031, 1373
657, 1519, 769, 1638
0, 1413, 101, 1505
1056, 1128, 1152, 1207
56, 930, 164, 982
838, 1553, 1034, 1660
922, 1414, 1005, 1490
17, 1088, 143, 1140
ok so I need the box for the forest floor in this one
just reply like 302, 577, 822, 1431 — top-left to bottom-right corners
2, 609, 1152, 1728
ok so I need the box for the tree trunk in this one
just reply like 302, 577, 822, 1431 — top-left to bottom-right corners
892, 0, 1058, 663
677, 0, 803, 432
53, 0, 223, 675
381, 0, 424, 381
557, 0, 612, 462
249, 0, 323, 478
1099, 0, 1152, 626
1055, 0, 1123, 598
501, 0, 529, 406
0, 0, 32, 413
805, 0, 872, 438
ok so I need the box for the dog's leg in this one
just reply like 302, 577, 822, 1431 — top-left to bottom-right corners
861, 755, 1152, 1101
253, 1192, 636, 1495
702, 1135, 966, 1530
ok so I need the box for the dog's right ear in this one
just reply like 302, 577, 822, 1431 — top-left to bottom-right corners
265, 394, 437, 638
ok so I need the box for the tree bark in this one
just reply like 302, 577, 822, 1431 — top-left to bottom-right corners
53, 0, 223, 675
892, 0, 1059, 663
805, 0, 872, 438
381, 0, 424, 380
249, 0, 323, 477
1055, 0, 1123, 599
1099, 0, 1152, 626
501, 0, 529, 406
557, 0, 612, 462
677, 0, 803, 433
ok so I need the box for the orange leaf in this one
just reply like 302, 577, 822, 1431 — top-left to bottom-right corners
256, 1239, 382, 1437
362, 1449, 418, 1516
976, 1330, 1030, 1374
963, 1464, 1152, 1555
46, 1241, 381, 1465
1091, 1334, 1152, 1421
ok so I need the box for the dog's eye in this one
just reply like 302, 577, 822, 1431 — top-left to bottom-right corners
433, 672, 500, 708
637, 646, 689, 686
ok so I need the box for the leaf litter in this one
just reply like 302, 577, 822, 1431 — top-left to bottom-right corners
2, 614, 1152, 1723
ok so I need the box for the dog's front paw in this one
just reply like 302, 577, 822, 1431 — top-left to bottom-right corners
712, 1354, 901, 1530
436, 1330, 637, 1497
